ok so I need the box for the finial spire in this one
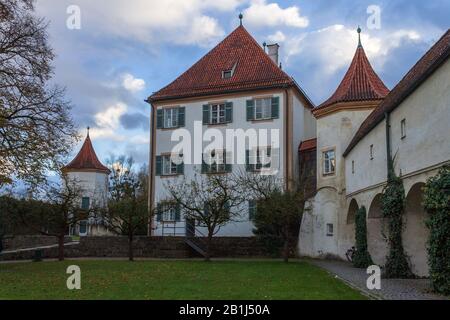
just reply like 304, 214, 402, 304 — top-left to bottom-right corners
239, 13, 243, 26
87, 126, 90, 137
357, 26, 362, 47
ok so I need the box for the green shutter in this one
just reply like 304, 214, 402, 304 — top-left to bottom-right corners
203, 105, 210, 125
175, 204, 181, 222
225, 150, 232, 173
156, 203, 162, 222
245, 150, 252, 172
178, 107, 185, 127
155, 156, 162, 176
156, 109, 164, 129
271, 97, 280, 119
264, 148, 272, 168
249, 200, 256, 220
246, 100, 255, 121
201, 153, 208, 174
225, 102, 233, 123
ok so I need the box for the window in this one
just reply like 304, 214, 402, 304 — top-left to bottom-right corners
326, 223, 334, 237
323, 149, 336, 175
210, 104, 226, 124
352, 160, 355, 174
401, 119, 406, 139
81, 197, 90, 210
222, 70, 233, 79
156, 107, 185, 129
164, 108, 178, 128
156, 203, 180, 222
202, 150, 230, 173
255, 98, 272, 120
246, 147, 274, 172
246, 97, 279, 121
248, 200, 257, 221
79, 220, 88, 236
203, 102, 232, 125
370, 145, 374, 160
162, 155, 178, 175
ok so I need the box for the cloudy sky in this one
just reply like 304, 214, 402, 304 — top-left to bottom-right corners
35, 0, 449, 168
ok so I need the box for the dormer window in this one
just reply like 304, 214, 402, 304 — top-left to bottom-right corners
222, 62, 237, 79
222, 70, 233, 79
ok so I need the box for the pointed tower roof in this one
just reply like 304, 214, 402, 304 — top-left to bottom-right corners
149, 24, 312, 106
63, 129, 110, 174
314, 28, 389, 116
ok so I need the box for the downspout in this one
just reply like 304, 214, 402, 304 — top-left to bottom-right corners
145, 99, 156, 236
284, 88, 290, 191
385, 111, 393, 180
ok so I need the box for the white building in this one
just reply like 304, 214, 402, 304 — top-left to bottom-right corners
147, 23, 316, 237
299, 29, 450, 277
63, 130, 111, 236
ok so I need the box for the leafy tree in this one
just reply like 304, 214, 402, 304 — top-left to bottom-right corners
234, 171, 306, 263
165, 172, 243, 261
102, 156, 149, 261
423, 166, 450, 294
352, 206, 373, 268
0, 0, 77, 187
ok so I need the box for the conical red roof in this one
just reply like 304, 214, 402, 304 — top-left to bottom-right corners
149, 25, 295, 102
63, 133, 110, 174
317, 40, 389, 111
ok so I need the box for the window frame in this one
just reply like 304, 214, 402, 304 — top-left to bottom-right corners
204, 149, 227, 174
326, 223, 334, 237
401, 118, 406, 139
163, 108, 179, 129
210, 103, 226, 125
254, 98, 272, 120
248, 146, 273, 172
161, 155, 178, 176
322, 148, 336, 176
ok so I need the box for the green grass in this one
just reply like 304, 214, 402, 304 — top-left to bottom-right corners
0, 260, 366, 300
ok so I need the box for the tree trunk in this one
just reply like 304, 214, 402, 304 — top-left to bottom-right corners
128, 234, 134, 262
58, 235, 65, 261
205, 233, 213, 262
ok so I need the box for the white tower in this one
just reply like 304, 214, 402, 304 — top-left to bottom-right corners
62, 128, 111, 236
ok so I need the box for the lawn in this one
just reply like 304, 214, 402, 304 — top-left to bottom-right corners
0, 260, 366, 300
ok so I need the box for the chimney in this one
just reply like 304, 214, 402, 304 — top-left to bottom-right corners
267, 43, 279, 66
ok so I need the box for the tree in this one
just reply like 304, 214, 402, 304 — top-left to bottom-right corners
352, 206, 373, 268
18, 173, 97, 260
0, 0, 77, 187
234, 170, 307, 263
102, 156, 149, 261
165, 172, 243, 261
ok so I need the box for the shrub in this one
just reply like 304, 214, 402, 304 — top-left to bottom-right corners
423, 166, 450, 295
353, 206, 373, 268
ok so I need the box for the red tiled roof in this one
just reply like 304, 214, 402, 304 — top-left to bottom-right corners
149, 26, 311, 105
63, 133, 110, 174
316, 43, 389, 111
299, 138, 317, 152
344, 29, 450, 157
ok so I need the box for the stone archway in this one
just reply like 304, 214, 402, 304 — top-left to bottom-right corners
347, 199, 359, 225
340, 199, 359, 255
403, 182, 429, 277
367, 194, 388, 267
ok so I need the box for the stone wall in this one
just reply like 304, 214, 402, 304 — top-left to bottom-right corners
0, 236, 278, 261
2, 235, 72, 251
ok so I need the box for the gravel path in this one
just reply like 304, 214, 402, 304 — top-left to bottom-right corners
310, 259, 448, 300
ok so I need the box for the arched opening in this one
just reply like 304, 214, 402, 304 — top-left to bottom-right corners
347, 199, 359, 225
367, 194, 388, 266
403, 182, 429, 277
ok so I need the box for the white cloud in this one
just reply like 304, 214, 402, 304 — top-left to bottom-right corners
243, 0, 309, 28
90, 103, 128, 141
282, 25, 423, 75
268, 31, 286, 43
38, 0, 245, 47
122, 73, 146, 93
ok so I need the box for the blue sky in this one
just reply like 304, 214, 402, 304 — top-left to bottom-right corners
35, 0, 449, 169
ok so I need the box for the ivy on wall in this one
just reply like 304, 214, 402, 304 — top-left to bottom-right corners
381, 174, 413, 278
353, 206, 373, 268
423, 166, 450, 295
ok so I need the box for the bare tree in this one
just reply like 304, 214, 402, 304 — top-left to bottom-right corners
102, 156, 149, 261
0, 0, 77, 187
17, 173, 98, 260
164, 172, 243, 261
